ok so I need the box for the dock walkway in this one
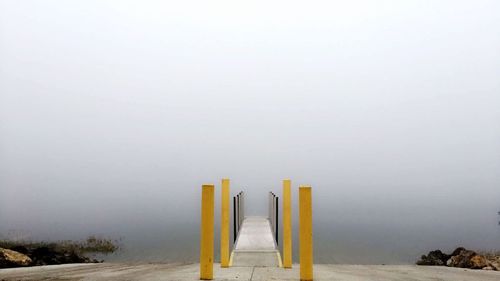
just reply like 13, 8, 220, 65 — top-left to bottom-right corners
231, 216, 281, 267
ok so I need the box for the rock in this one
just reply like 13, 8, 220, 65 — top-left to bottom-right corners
418, 247, 500, 271
447, 249, 475, 267
450, 247, 467, 256
9, 245, 29, 255
0, 247, 32, 268
1, 245, 99, 268
470, 255, 489, 269
29, 246, 96, 266
446, 248, 489, 269
0, 237, 112, 268
417, 250, 450, 266
488, 260, 500, 271
483, 266, 494, 270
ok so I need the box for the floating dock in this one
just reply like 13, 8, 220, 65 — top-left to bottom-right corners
230, 216, 281, 267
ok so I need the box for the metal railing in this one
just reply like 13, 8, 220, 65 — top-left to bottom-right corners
233, 191, 244, 243
268, 192, 279, 245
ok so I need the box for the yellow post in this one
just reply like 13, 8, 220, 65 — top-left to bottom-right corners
283, 179, 292, 268
299, 186, 313, 281
200, 184, 214, 280
220, 178, 230, 267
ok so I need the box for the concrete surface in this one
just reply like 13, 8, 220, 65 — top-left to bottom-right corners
232, 216, 281, 267
231, 251, 281, 267
234, 217, 276, 251
1, 263, 499, 280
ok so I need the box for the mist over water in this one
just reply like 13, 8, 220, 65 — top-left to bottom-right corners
1, 1, 500, 264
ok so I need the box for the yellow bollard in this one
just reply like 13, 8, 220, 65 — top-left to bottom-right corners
200, 184, 214, 280
283, 179, 292, 268
220, 178, 230, 267
299, 186, 313, 281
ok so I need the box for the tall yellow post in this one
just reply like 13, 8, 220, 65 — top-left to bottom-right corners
200, 184, 214, 280
220, 178, 230, 267
283, 179, 292, 268
299, 186, 313, 281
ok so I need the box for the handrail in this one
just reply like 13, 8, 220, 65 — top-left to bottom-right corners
268, 191, 279, 245
233, 191, 244, 242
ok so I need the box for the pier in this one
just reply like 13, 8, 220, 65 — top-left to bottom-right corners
230, 216, 281, 267
199, 180, 313, 280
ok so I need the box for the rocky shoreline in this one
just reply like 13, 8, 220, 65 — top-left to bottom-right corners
0, 236, 118, 268
0, 246, 99, 268
417, 247, 500, 271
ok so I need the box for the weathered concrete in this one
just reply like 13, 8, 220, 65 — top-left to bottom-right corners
234, 217, 276, 251
0, 263, 249, 281
232, 216, 281, 267
232, 251, 280, 267
1, 263, 499, 280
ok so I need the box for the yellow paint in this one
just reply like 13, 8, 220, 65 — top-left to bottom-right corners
283, 179, 292, 268
200, 184, 214, 280
220, 178, 230, 267
277, 251, 283, 268
299, 186, 313, 281
228, 251, 234, 267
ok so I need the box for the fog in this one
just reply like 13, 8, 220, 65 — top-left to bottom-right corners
1, 0, 499, 263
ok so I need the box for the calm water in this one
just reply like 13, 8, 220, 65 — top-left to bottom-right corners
3, 185, 499, 264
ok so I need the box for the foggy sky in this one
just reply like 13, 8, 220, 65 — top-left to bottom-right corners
1, 0, 499, 260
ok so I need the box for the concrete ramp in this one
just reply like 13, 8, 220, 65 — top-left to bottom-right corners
231, 217, 281, 267
2, 263, 500, 280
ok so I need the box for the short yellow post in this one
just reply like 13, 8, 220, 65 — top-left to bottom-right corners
283, 179, 292, 268
200, 184, 214, 280
299, 186, 313, 281
220, 178, 230, 267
